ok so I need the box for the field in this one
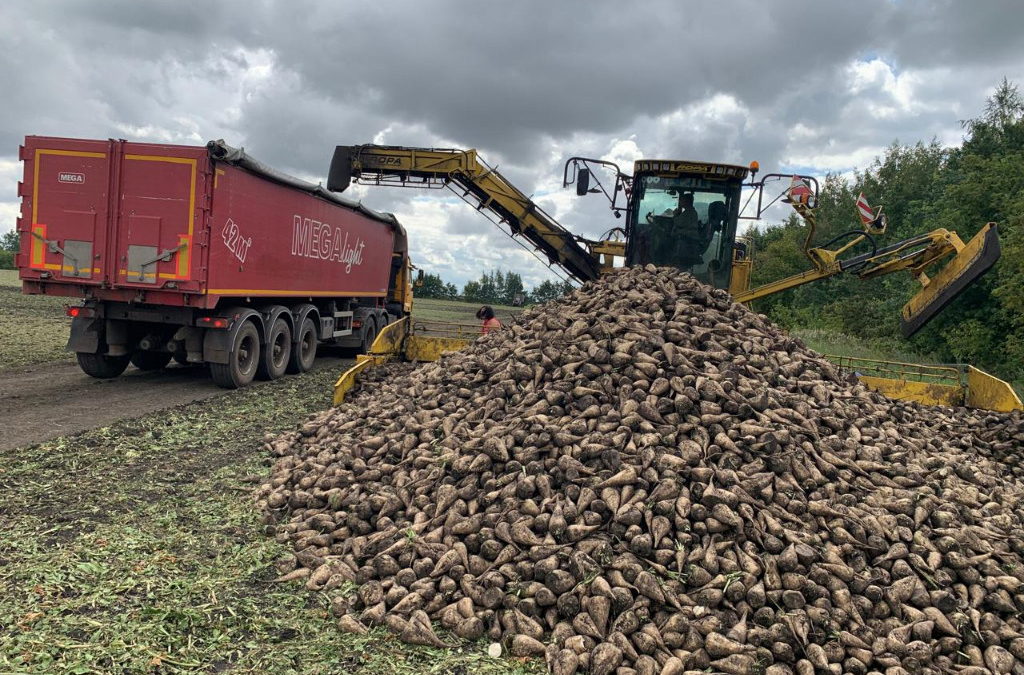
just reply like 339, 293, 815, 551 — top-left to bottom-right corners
0, 367, 544, 674
0, 276, 1012, 673
0, 269, 73, 368
0, 283, 537, 674
409, 297, 525, 325
0, 271, 524, 369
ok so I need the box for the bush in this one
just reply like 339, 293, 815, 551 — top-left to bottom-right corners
0, 250, 14, 270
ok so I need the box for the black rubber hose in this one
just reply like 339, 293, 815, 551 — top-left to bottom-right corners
819, 230, 879, 273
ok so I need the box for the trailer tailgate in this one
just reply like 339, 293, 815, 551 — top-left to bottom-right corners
19, 137, 207, 295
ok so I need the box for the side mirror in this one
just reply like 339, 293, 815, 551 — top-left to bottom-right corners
415, 269, 424, 287
576, 168, 590, 197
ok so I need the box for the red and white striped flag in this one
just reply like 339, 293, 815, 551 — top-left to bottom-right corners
788, 175, 812, 205
856, 192, 875, 225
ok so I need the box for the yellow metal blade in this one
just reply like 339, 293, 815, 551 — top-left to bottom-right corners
332, 317, 409, 405
900, 223, 1000, 338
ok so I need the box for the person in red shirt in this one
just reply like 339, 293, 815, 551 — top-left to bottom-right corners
476, 305, 501, 334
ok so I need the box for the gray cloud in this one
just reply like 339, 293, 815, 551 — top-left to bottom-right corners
2, 1, 1023, 287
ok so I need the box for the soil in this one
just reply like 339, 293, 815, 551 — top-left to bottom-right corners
0, 354, 351, 451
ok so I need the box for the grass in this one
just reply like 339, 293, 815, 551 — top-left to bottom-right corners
0, 273, 525, 370
792, 326, 1024, 401
0, 269, 73, 369
0, 365, 543, 674
790, 327, 939, 365
411, 298, 524, 326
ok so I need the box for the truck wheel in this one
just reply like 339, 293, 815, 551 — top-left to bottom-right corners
210, 321, 261, 389
287, 316, 318, 374
77, 352, 131, 379
361, 319, 378, 354
131, 351, 173, 371
257, 317, 292, 380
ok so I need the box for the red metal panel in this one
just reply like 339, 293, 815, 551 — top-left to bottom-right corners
18, 136, 398, 309
112, 143, 208, 292
205, 164, 395, 303
19, 137, 112, 285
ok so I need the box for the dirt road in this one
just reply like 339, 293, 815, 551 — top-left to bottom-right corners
0, 355, 351, 451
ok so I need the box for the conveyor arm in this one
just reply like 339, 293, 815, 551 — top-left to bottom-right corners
328, 145, 602, 282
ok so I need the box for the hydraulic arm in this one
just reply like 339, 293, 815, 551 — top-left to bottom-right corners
328, 145, 604, 282
327, 144, 1000, 340
734, 197, 1001, 338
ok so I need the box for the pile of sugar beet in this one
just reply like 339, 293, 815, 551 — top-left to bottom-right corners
256, 265, 1024, 675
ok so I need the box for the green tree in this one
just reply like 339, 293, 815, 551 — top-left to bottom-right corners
417, 273, 445, 299
500, 271, 525, 305
530, 278, 574, 304
1, 229, 19, 252
748, 79, 1024, 382
417, 272, 462, 300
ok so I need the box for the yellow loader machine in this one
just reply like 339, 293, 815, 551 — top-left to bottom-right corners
326, 144, 1018, 411
563, 156, 1000, 339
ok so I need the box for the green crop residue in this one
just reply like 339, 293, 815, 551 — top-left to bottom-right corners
0, 364, 540, 674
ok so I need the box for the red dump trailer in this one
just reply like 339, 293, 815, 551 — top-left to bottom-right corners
16, 136, 414, 388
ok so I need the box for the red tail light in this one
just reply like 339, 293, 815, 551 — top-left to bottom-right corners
197, 316, 231, 329
66, 306, 96, 318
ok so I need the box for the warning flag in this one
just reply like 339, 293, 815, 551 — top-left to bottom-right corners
787, 175, 812, 205
856, 192, 875, 225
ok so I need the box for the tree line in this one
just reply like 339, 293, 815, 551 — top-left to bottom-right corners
747, 79, 1024, 383
0, 230, 17, 269
416, 268, 574, 306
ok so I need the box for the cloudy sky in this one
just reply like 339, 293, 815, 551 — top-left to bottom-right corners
2, 0, 1022, 289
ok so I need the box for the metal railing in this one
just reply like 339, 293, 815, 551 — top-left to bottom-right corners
411, 320, 482, 339
827, 354, 962, 386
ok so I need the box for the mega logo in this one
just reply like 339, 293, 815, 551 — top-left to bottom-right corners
291, 216, 365, 273
58, 172, 85, 184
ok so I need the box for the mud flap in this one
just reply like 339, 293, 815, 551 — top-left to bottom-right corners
900, 224, 1000, 338
202, 309, 263, 364
66, 316, 101, 354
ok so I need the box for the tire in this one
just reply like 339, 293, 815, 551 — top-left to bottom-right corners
131, 351, 173, 371
257, 317, 291, 381
76, 352, 131, 379
361, 319, 378, 354
210, 321, 261, 389
287, 316, 318, 374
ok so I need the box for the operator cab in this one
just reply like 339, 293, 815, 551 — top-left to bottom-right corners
626, 160, 749, 290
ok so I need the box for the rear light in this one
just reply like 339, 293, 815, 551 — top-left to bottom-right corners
352, 319, 363, 328
66, 306, 96, 318
197, 316, 232, 329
